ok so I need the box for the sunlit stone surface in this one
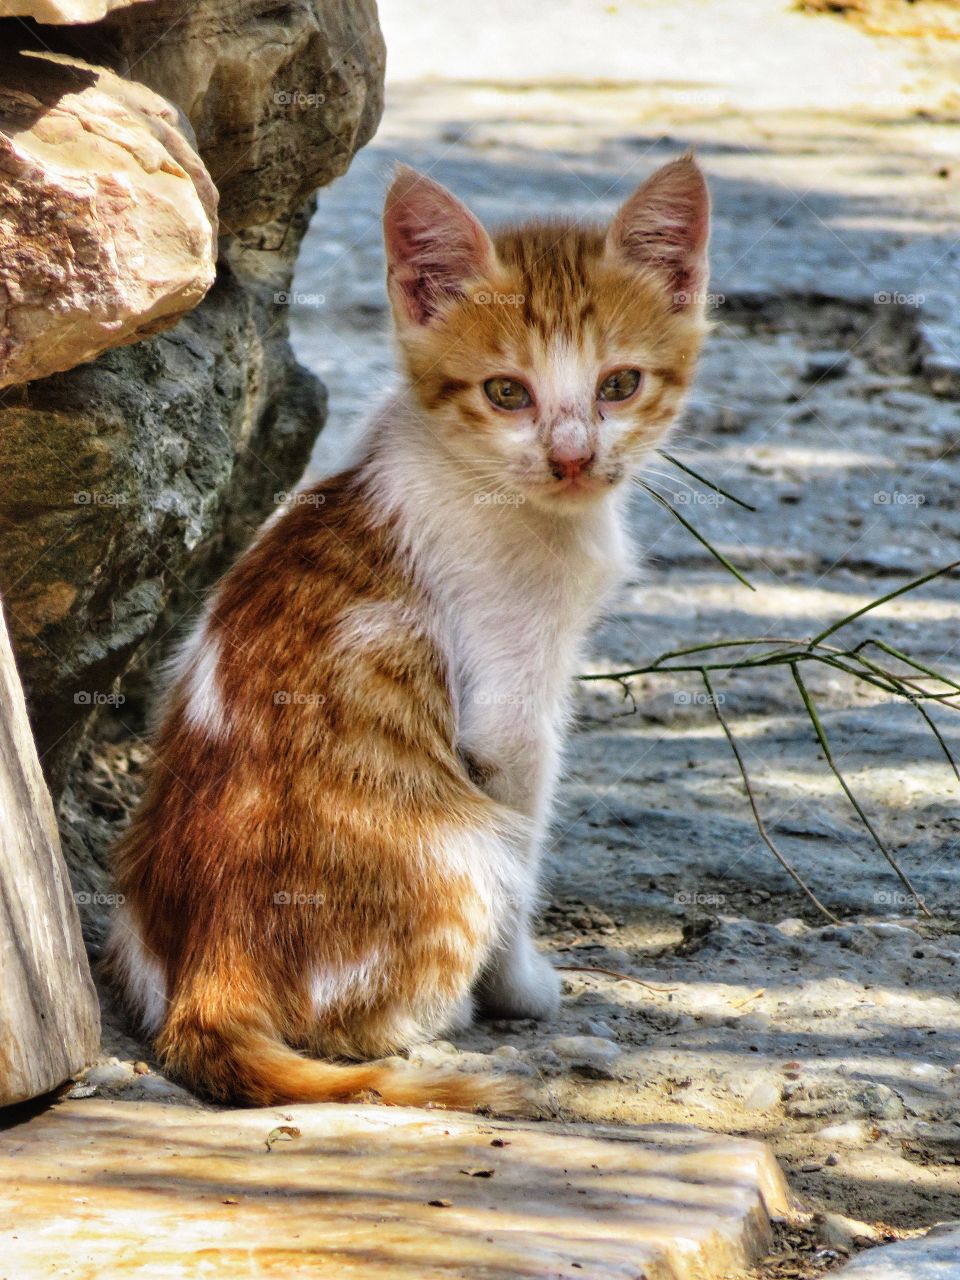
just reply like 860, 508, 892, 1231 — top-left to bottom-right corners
0, 1100, 795, 1278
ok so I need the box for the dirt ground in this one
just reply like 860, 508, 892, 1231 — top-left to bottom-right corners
64, 3, 960, 1275
284, 0, 960, 1247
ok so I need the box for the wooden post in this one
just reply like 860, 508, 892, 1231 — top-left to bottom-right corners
0, 598, 99, 1106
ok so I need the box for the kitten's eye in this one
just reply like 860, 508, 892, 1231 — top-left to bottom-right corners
483, 377, 532, 411
598, 368, 642, 402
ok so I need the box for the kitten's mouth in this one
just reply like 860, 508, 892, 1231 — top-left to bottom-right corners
516, 464, 622, 508
540, 472, 612, 501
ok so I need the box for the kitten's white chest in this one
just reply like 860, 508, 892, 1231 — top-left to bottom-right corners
448, 499, 627, 816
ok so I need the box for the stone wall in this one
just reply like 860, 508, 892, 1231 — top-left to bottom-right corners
0, 2, 385, 794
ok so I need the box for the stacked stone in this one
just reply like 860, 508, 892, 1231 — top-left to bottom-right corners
0, 0, 385, 1103
0, 0, 384, 787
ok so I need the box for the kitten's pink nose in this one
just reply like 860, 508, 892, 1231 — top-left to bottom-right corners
548, 446, 595, 482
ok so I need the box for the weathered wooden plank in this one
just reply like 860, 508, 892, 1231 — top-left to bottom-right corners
0, 598, 99, 1105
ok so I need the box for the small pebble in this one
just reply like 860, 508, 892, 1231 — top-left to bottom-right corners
850, 1082, 905, 1120
492, 1045, 520, 1060
66, 1083, 97, 1100
814, 1120, 869, 1146
579, 1019, 614, 1039
550, 1035, 622, 1080
85, 1063, 135, 1088
551, 1035, 621, 1063
744, 1078, 781, 1110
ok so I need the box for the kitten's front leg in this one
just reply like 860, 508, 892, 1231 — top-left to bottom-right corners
459, 712, 560, 834
478, 918, 561, 1020
459, 714, 563, 1020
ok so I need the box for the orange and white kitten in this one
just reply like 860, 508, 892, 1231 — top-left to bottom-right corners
106, 155, 710, 1108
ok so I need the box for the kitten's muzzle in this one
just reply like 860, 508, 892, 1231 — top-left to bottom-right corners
547, 447, 596, 483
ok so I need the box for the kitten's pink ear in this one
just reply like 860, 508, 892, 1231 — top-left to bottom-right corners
606, 154, 710, 309
384, 166, 497, 326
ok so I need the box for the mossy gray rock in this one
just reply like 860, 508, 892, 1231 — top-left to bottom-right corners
0, 204, 324, 795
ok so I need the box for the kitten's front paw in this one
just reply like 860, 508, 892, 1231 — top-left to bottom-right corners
478, 938, 561, 1021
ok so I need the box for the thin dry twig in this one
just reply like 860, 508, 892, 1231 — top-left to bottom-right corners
555, 965, 676, 994
731, 988, 765, 1010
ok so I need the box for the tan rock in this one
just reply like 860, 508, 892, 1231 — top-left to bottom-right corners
815, 1210, 885, 1252
0, 0, 142, 21
0, 1100, 799, 1278
104, 0, 386, 230
0, 49, 217, 388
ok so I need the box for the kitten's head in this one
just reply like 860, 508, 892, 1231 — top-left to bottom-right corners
383, 155, 710, 514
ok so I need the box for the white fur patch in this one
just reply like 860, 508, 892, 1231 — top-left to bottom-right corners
179, 626, 227, 739
109, 909, 168, 1036
428, 821, 530, 941
362, 390, 626, 833
545, 334, 591, 411
311, 948, 384, 1015
331, 600, 414, 655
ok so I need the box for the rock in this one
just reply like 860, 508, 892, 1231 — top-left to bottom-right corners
0, 200, 324, 806
740, 1011, 772, 1033
84, 1061, 135, 1088
814, 1120, 871, 1146
0, 1099, 797, 1279
905, 1063, 949, 1093
786, 1081, 905, 1123
744, 1077, 782, 1111
550, 1035, 623, 1079
99, 0, 386, 230
65, 1081, 96, 1098
495, 1059, 536, 1078
579, 1018, 615, 1038
918, 324, 960, 397
695, 1008, 729, 1028
0, 50, 217, 389
850, 1082, 906, 1121
815, 1211, 884, 1251
533, 1048, 563, 1076
128, 1073, 195, 1102
0, 0, 139, 19
0, 600, 99, 1105
831, 1226, 960, 1277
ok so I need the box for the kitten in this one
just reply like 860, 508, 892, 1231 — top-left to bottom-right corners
105, 154, 710, 1108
